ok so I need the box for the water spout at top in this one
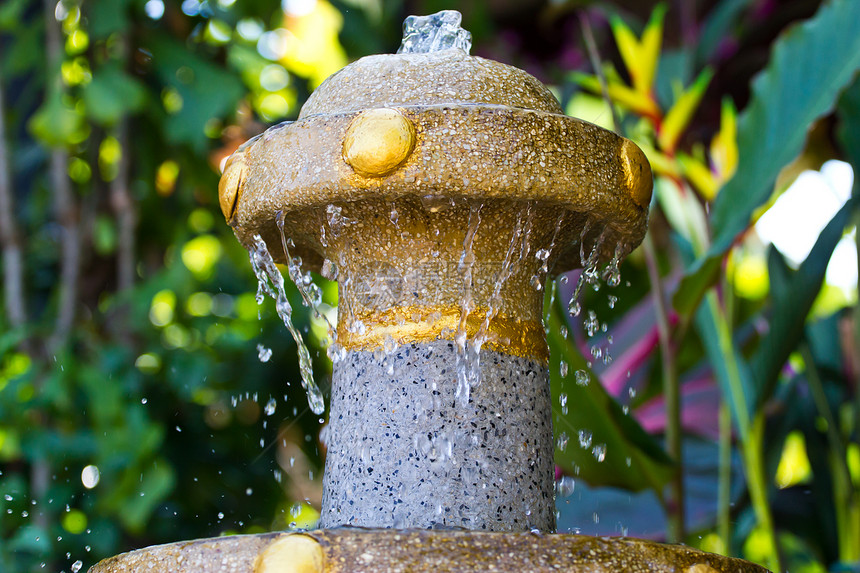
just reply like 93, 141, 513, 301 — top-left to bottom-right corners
397, 10, 472, 54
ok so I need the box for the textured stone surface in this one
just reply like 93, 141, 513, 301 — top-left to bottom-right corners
225, 104, 650, 272
321, 341, 554, 531
299, 49, 563, 117
89, 530, 771, 573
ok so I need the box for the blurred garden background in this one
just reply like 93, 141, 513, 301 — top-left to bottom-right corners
0, 0, 858, 571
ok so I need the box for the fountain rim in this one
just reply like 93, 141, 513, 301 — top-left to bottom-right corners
88, 529, 771, 573
221, 102, 652, 272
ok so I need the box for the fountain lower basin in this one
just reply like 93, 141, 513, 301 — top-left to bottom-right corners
90, 529, 767, 573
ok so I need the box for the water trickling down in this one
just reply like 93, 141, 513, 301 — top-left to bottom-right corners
248, 234, 325, 415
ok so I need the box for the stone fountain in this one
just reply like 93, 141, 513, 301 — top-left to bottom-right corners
91, 11, 767, 573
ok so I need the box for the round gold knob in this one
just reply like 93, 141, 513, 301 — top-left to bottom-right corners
255, 534, 324, 573
620, 138, 653, 209
685, 564, 720, 573
343, 108, 416, 177
219, 152, 246, 222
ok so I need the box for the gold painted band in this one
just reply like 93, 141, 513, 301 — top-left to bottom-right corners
338, 305, 549, 363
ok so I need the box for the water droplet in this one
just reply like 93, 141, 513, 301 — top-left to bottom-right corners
578, 429, 592, 449
4, 494, 12, 501
559, 361, 568, 378
584, 310, 599, 337
556, 431, 569, 451
555, 476, 575, 497
141, 398, 148, 404
257, 344, 272, 363
592, 443, 606, 462
71, 560, 83, 573
264, 397, 276, 416
290, 503, 302, 518
574, 370, 589, 386
81, 465, 100, 489
217, 512, 224, 519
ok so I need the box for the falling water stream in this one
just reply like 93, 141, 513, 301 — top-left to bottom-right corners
248, 234, 325, 415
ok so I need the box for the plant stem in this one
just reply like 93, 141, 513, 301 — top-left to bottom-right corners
707, 291, 781, 571
718, 399, 732, 553
44, 0, 80, 351
801, 343, 860, 563
643, 232, 684, 542
578, 12, 623, 133
0, 78, 26, 330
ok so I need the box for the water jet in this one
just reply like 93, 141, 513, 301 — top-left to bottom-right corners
91, 10, 767, 573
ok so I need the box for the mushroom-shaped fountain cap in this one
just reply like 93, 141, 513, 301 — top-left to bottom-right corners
220, 10, 652, 273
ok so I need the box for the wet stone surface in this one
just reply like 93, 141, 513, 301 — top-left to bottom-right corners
321, 340, 555, 531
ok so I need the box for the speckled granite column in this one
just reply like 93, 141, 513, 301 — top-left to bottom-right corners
321, 340, 554, 531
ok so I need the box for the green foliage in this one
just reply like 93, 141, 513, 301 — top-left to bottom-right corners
708, 0, 860, 256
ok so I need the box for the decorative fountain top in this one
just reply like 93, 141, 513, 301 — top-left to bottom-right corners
219, 11, 652, 274
397, 9, 472, 54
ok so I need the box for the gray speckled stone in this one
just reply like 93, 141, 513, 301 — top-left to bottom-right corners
320, 340, 554, 531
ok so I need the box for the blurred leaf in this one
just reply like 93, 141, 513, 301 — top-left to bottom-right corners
0, 0, 27, 31
654, 48, 692, 111
28, 90, 88, 147
836, 77, 860, 173
751, 198, 855, 408
572, 73, 660, 117
678, 151, 718, 200
610, 4, 665, 96
658, 68, 713, 153
116, 460, 176, 533
708, 0, 860, 258
638, 142, 680, 178
82, 64, 147, 126
639, 4, 667, 95
150, 36, 245, 149
694, 0, 751, 65
556, 438, 745, 537
86, 0, 133, 39
710, 98, 739, 184
547, 296, 673, 493
695, 293, 754, 436
654, 176, 709, 254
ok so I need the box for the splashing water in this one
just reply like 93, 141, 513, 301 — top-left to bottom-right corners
397, 10, 472, 54
248, 234, 325, 415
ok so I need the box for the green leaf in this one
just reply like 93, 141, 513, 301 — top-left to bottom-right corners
751, 198, 855, 408
0, 0, 27, 31
86, 0, 134, 39
836, 76, 860, 176
673, 254, 721, 318
708, 0, 860, 258
116, 460, 175, 532
695, 293, 754, 438
27, 90, 88, 147
82, 64, 148, 126
547, 296, 673, 493
149, 36, 245, 150
694, 0, 752, 65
